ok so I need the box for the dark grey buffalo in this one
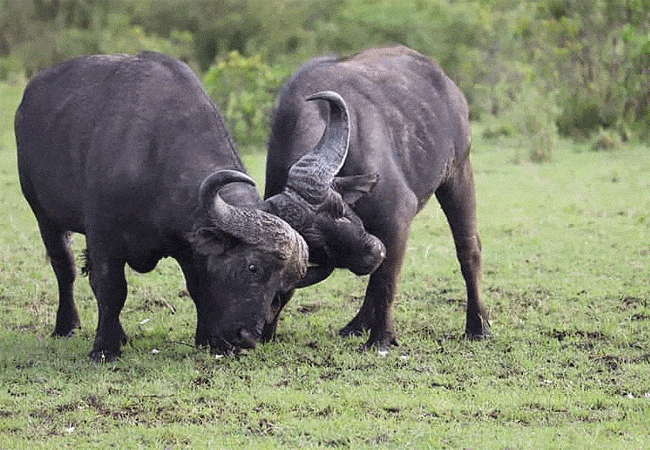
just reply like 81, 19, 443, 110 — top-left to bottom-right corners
264, 46, 490, 349
15, 51, 312, 361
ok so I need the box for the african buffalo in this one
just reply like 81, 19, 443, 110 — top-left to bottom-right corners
264, 46, 490, 349
15, 51, 313, 361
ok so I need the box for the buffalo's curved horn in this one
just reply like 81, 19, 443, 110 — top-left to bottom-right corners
201, 171, 308, 282
198, 169, 256, 213
294, 262, 336, 289
211, 195, 308, 281
285, 90, 350, 204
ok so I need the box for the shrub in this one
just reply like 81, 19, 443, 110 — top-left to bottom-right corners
203, 51, 285, 151
516, 85, 559, 163
481, 64, 559, 163
591, 127, 623, 151
0, 55, 25, 83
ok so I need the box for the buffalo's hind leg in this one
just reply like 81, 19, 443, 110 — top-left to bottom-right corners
435, 158, 490, 339
38, 223, 80, 337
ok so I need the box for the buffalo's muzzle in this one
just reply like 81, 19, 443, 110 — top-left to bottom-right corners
350, 235, 386, 275
235, 329, 259, 350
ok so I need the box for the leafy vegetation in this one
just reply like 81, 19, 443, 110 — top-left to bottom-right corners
2, 0, 650, 155
1, 81, 649, 449
203, 51, 285, 150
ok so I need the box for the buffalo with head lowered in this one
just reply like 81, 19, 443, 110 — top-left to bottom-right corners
15, 51, 314, 361
264, 46, 490, 349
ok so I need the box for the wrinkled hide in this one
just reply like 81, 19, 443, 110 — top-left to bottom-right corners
264, 46, 490, 348
15, 52, 307, 362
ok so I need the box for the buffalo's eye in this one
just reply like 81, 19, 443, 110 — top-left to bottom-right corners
248, 264, 258, 274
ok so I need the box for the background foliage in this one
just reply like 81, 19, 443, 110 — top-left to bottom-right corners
203, 51, 285, 150
2, 0, 650, 152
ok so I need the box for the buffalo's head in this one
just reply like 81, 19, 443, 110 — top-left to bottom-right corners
186, 170, 308, 354
265, 91, 386, 287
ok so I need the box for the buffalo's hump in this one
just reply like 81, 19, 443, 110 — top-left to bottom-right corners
268, 46, 471, 207
16, 51, 249, 237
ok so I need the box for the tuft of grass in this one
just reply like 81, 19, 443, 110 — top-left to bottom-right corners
1, 83, 649, 449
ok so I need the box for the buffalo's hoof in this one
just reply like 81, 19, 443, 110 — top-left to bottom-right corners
89, 349, 121, 363
360, 331, 399, 352
465, 323, 491, 340
339, 324, 366, 338
339, 317, 372, 338
52, 323, 81, 338
465, 317, 491, 340
260, 321, 279, 343
52, 328, 78, 338
465, 329, 491, 340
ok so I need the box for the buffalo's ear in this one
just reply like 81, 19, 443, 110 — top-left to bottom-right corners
333, 173, 379, 205
186, 228, 230, 256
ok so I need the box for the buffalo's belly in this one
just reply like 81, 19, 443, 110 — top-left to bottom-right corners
125, 249, 164, 274
123, 229, 170, 274
25, 192, 86, 234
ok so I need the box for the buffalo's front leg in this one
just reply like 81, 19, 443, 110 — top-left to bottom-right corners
180, 263, 217, 349
193, 301, 215, 349
338, 293, 374, 338
436, 157, 490, 339
261, 289, 293, 342
340, 196, 416, 350
86, 246, 128, 362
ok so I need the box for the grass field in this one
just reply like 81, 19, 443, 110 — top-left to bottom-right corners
1, 82, 649, 449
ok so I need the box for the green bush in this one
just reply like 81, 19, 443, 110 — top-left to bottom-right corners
0, 55, 25, 83
203, 51, 285, 151
478, 62, 559, 163
1, 1, 197, 76
3, 0, 650, 148
591, 127, 623, 151
533, 0, 650, 141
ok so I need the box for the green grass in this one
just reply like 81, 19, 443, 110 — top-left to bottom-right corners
1, 82, 649, 449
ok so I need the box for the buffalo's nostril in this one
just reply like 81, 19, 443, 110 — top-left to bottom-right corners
371, 238, 386, 260
237, 329, 258, 349
348, 237, 385, 276
209, 336, 234, 355
363, 237, 386, 269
